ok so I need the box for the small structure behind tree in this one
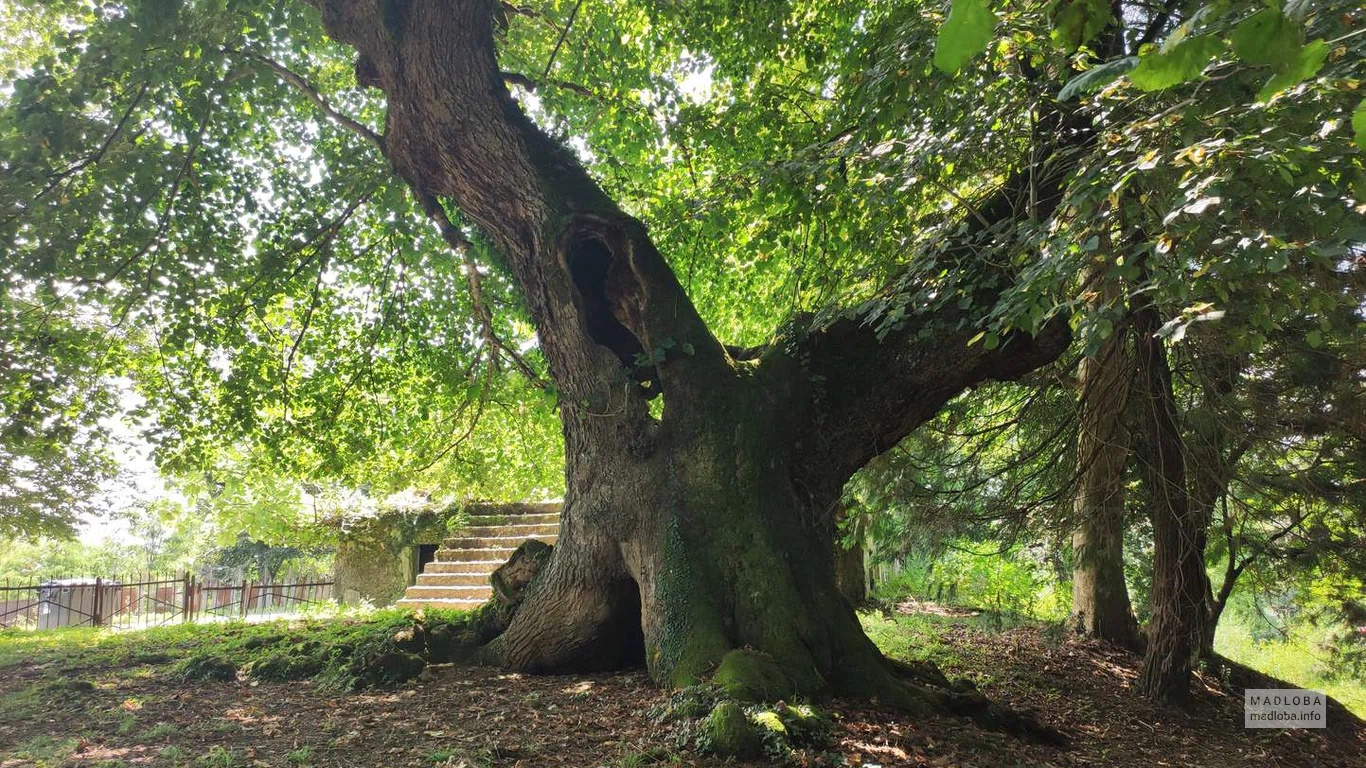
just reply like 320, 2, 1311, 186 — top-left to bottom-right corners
332, 502, 562, 608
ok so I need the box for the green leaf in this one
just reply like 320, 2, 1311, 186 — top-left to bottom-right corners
1230, 9, 1303, 68
1353, 99, 1366, 151
1059, 56, 1138, 100
1128, 35, 1225, 91
1050, 0, 1111, 52
1256, 39, 1329, 101
933, 0, 998, 74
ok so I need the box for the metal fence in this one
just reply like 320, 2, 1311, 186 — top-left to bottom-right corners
0, 571, 335, 631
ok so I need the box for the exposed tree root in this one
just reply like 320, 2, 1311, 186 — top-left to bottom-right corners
878, 657, 1070, 747
689, 641, 1071, 748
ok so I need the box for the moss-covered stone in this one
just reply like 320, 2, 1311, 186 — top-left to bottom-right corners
361, 650, 426, 687
242, 652, 324, 682
703, 701, 761, 758
751, 709, 786, 736
648, 684, 722, 724
711, 649, 797, 702
490, 539, 552, 606
770, 703, 835, 747
389, 626, 427, 654
175, 653, 237, 682
320, 644, 426, 691
241, 634, 285, 651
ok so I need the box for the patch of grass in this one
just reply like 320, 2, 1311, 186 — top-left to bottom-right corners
286, 745, 314, 765
859, 611, 954, 664
0, 677, 98, 719
206, 718, 241, 734
0, 683, 47, 719
158, 745, 185, 760
613, 747, 675, 767
426, 747, 455, 762
7, 735, 79, 767
197, 745, 237, 768
142, 721, 179, 740
0, 608, 491, 698
1216, 619, 1366, 718
860, 610, 1014, 685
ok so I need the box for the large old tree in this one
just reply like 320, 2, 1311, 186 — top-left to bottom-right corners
3, 0, 1360, 708
306, 0, 1073, 695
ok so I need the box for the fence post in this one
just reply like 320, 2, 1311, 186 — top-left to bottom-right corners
93, 577, 103, 628
181, 572, 191, 624
239, 580, 249, 618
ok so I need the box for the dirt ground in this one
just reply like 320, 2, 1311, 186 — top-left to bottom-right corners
1, 612, 1362, 768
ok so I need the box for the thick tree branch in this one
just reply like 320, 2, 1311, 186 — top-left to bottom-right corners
779, 99, 1094, 487
784, 314, 1071, 487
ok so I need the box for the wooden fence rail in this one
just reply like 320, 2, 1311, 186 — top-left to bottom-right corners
0, 571, 335, 632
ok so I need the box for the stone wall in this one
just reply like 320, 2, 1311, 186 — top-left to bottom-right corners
331, 510, 450, 607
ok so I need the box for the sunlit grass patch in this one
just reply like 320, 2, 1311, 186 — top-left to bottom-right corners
1215, 619, 1366, 718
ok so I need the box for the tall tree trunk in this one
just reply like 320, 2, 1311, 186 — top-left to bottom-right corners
1132, 292, 1209, 706
310, 0, 1069, 711
1069, 277, 1140, 649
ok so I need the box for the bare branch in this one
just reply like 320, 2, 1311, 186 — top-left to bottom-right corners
501, 71, 596, 99
37, 80, 150, 202
540, 0, 586, 81
232, 47, 385, 152
415, 193, 548, 388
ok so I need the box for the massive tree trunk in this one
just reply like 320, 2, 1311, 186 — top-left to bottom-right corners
1069, 276, 1140, 650
1132, 291, 1209, 706
310, 0, 1067, 705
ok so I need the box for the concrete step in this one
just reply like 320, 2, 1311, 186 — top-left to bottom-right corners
466, 512, 560, 526
403, 585, 492, 600
466, 503, 560, 517
442, 534, 558, 549
399, 504, 561, 614
395, 597, 483, 610
417, 573, 490, 587
460, 523, 559, 538
435, 546, 518, 563
423, 560, 500, 574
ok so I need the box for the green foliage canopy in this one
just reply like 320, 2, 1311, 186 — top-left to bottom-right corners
0, 0, 1361, 542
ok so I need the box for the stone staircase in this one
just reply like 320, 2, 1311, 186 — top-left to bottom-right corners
395, 503, 561, 610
